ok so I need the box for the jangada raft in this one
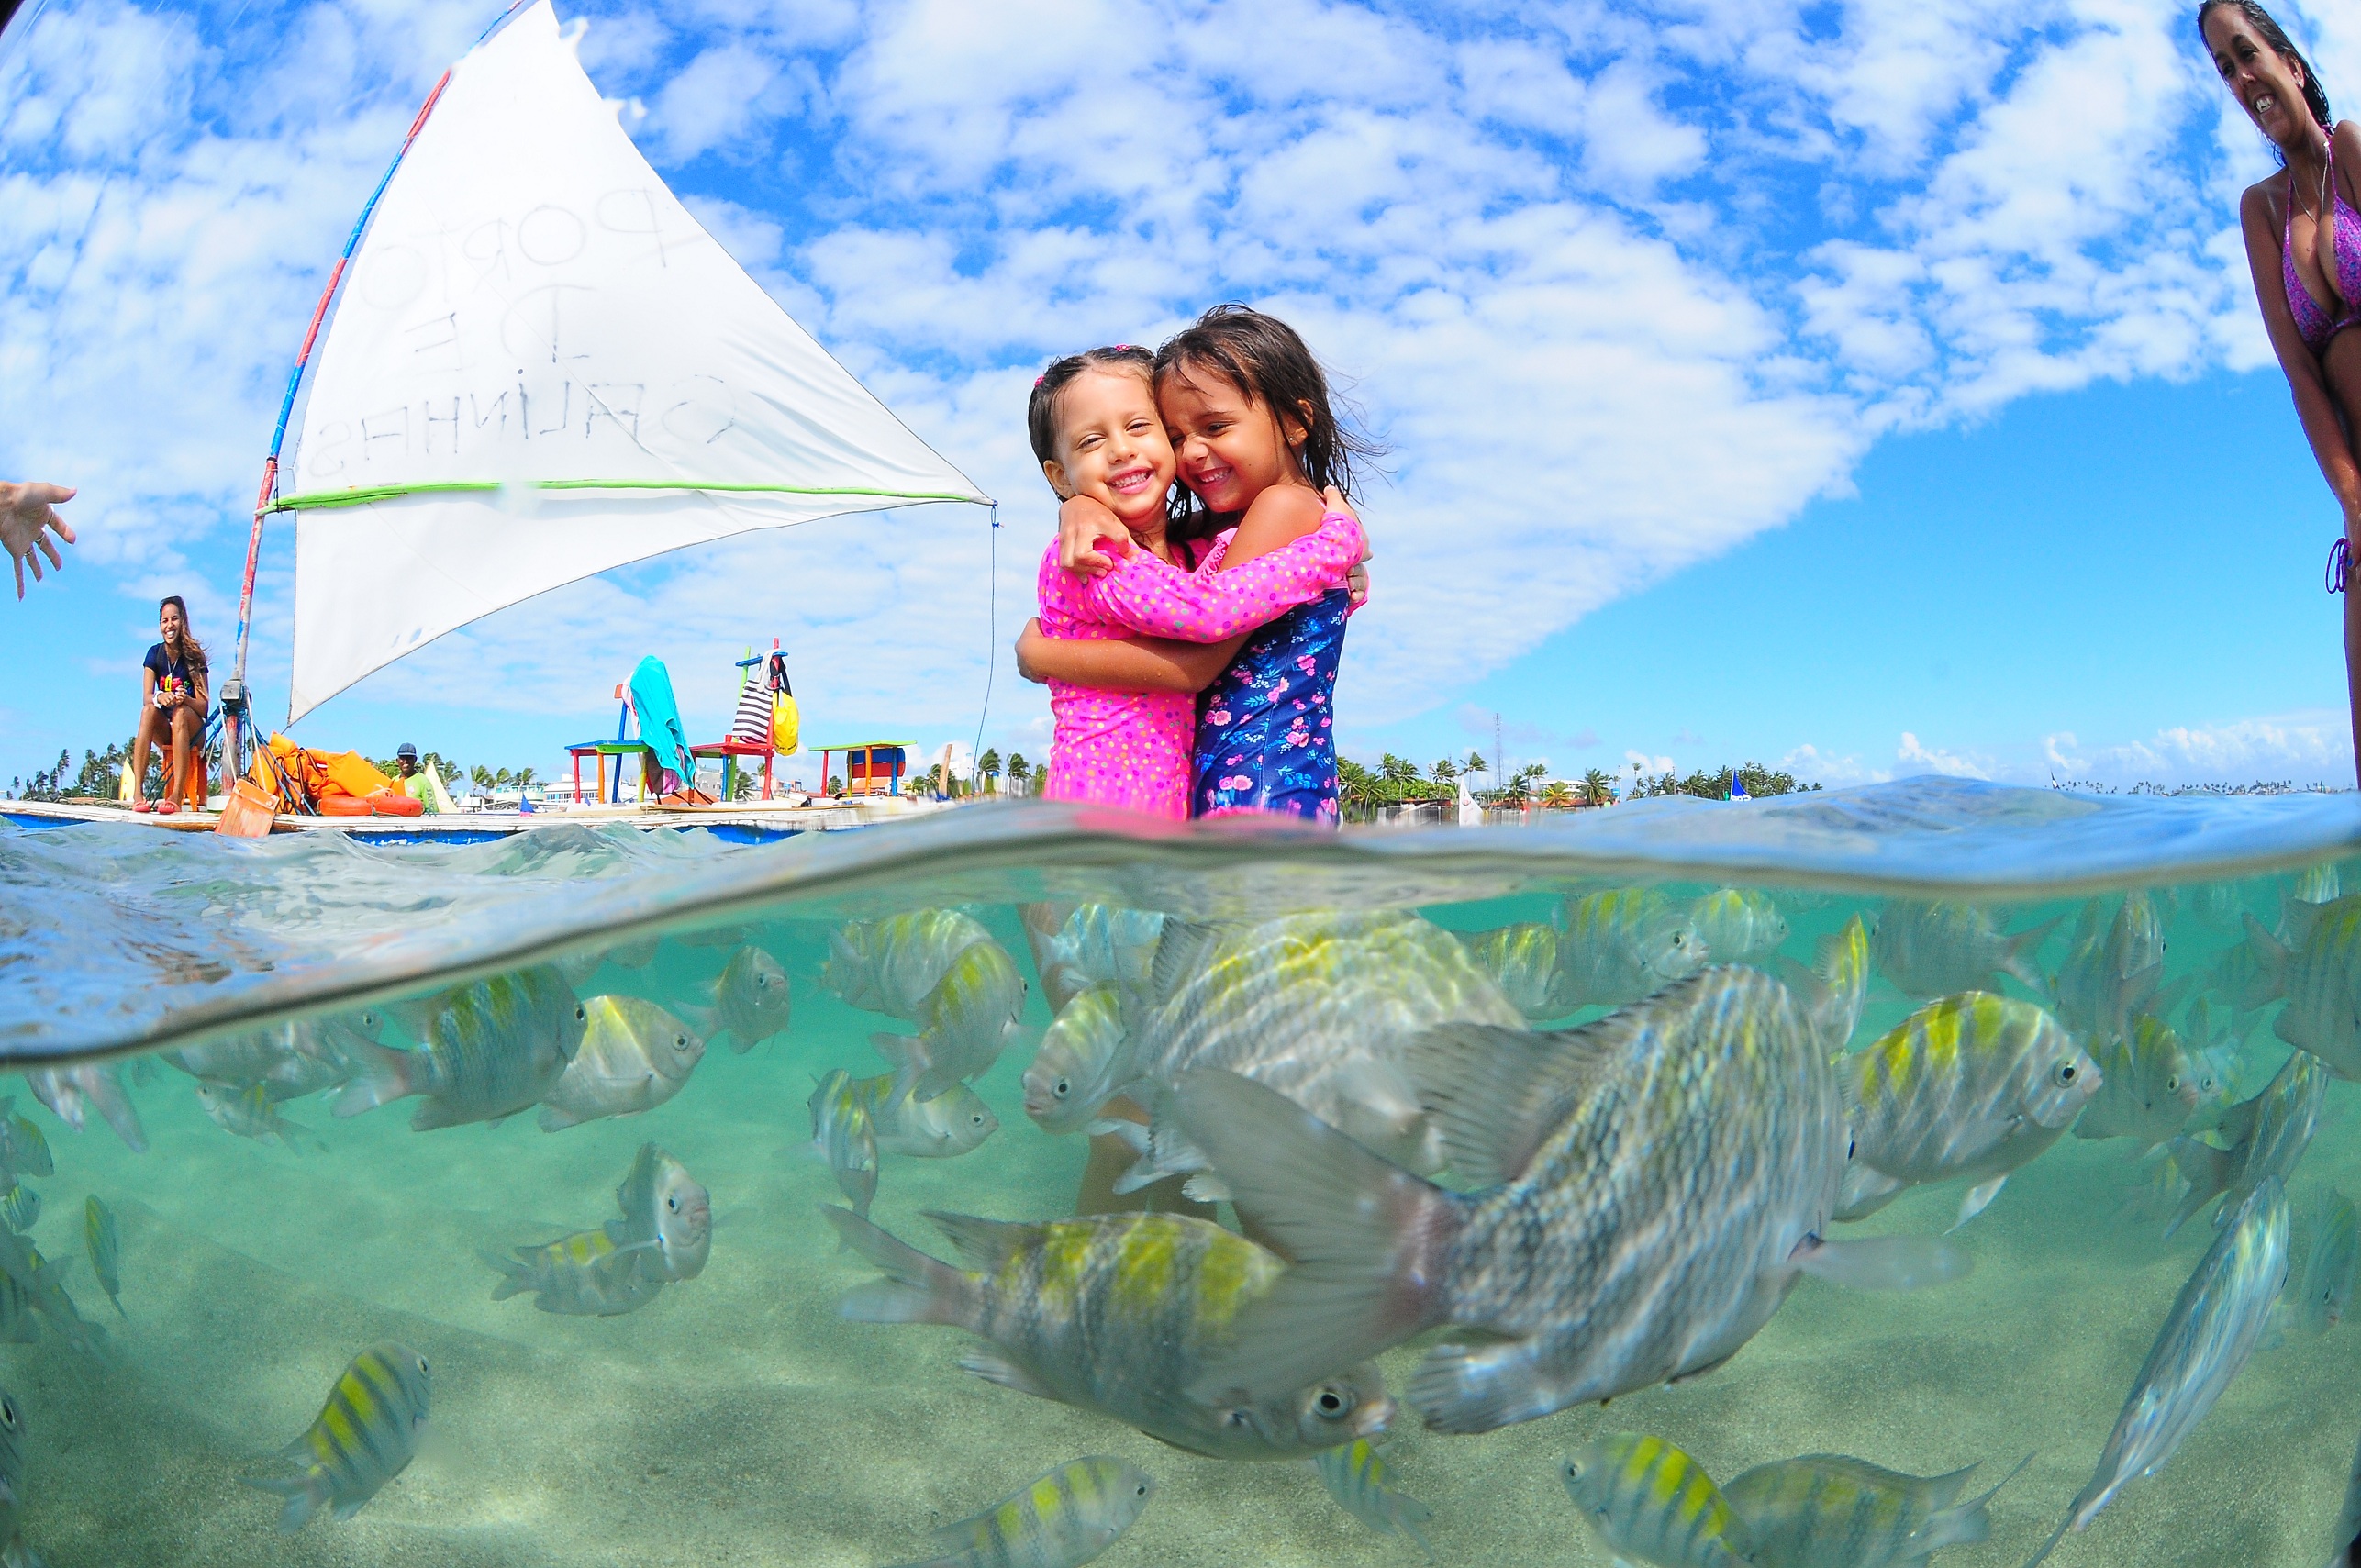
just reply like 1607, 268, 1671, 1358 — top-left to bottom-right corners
213, 0, 992, 797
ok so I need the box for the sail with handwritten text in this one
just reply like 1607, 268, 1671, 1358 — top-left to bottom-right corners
269, 1, 989, 722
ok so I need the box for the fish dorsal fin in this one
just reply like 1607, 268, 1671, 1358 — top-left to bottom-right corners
1150, 919, 1229, 1006
920, 1211, 1040, 1274
1407, 1019, 1628, 1188
2281, 890, 2330, 948
612, 1141, 660, 1224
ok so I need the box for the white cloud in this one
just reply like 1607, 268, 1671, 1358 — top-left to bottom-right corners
2043, 711, 2355, 788
0, 0, 2334, 759
1896, 730, 1992, 779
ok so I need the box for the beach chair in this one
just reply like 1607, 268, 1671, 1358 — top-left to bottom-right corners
691, 643, 793, 801
566, 684, 662, 806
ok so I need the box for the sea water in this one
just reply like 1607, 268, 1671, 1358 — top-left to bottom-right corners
1, 776, 2358, 1566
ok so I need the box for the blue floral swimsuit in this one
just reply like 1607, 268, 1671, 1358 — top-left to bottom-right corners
1190, 586, 1351, 823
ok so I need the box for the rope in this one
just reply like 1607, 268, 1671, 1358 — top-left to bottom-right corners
971, 503, 998, 791
2331, 536, 2350, 595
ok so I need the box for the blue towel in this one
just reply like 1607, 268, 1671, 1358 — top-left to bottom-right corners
628, 656, 696, 787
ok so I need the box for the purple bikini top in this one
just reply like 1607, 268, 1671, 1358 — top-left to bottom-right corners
2285, 163, 2361, 353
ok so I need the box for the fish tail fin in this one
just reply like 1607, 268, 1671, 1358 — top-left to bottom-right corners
868, 1034, 923, 1113
2162, 1136, 2232, 1238
2240, 914, 2292, 1007
239, 1469, 327, 1532
480, 1248, 533, 1301
1173, 1070, 1462, 1406
330, 1041, 415, 1119
821, 1206, 973, 1327
2003, 913, 2066, 990
1922, 1452, 2032, 1551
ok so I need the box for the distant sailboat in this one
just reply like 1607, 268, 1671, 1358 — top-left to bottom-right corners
223, 0, 990, 772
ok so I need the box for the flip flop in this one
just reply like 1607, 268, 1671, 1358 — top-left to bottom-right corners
130, 799, 154, 814
156, 799, 178, 816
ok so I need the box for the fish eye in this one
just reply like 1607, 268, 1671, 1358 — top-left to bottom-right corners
675, 1035, 689, 1050
1, 1396, 17, 1427
574, 1005, 587, 1021
1565, 1460, 1582, 1481
971, 1112, 986, 1127
1314, 1387, 1351, 1418
2054, 1062, 2077, 1085
1134, 1482, 1150, 1496
2165, 1075, 2180, 1093
1226, 1409, 1251, 1428
1846, 1136, 1856, 1160
1053, 1077, 1071, 1098
416, 1355, 429, 1374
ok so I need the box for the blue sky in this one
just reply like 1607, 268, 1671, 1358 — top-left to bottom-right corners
3, 0, 2355, 793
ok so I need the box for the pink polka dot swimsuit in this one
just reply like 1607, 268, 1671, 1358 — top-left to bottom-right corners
1035, 508, 1365, 819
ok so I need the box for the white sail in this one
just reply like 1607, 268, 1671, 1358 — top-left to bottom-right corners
278, 1, 988, 722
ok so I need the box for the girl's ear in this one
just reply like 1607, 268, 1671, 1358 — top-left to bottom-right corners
1041, 459, 1075, 500
1285, 398, 1317, 449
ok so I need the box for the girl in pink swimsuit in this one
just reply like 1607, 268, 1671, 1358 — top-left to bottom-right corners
2206, 0, 2361, 775
1025, 345, 1364, 818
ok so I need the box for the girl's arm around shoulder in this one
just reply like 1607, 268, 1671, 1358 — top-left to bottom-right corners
1015, 618, 1245, 694
1217, 483, 1329, 570
1075, 497, 1365, 641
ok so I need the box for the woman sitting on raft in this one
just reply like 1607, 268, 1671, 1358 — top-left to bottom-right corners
130, 595, 207, 815
2204, 1, 2361, 773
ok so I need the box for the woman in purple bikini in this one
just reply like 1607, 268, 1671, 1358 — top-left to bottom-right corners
2204, 1, 2361, 773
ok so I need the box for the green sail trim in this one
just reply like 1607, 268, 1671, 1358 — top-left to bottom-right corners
268, 478, 986, 513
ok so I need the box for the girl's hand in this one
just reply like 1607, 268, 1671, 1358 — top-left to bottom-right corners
1015, 618, 1051, 684
1320, 485, 1359, 525
1058, 495, 1131, 577
1347, 561, 1370, 608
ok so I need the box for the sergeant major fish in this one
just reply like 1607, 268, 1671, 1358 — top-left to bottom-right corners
1312, 1439, 1433, 1556
880, 1456, 1153, 1568
2019, 1177, 2288, 1566
808, 1069, 879, 1216
2240, 895, 2361, 1078
0, 1188, 35, 1236
685, 946, 789, 1055
536, 996, 704, 1131
1560, 1432, 1754, 1568
2299, 1187, 2360, 1333
336, 967, 585, 1130
1107, 910, 1523, 1198
239, 1344, 430, 1530
1023, 986, 1136, 1137
82, 1196, 123, 1318
2164, 1047, 2326, 1237
195, 1082, 325, 1151
0, 1106, 50, 1182
848, 1073, 997, 1159
1690, 888, 1789, 964
1722, 1451, 2027, 1568
2050, 894, 2166, 1045
1178, 966, 1966, 1435
1871, 901, 2058, 1000
874, 938, 1030, 1107
823, 909, 997, 1019
1554, 888, 1707, 1008
1021, 903, 1164, 1015
611, 1141, 711, 1284
1836, 993, 2099, 1229
1457, 923, 1572, 1021
827, 1207, 1392, 1462
484, 1227, 666, 1317
2071, 1013, 2200, 1153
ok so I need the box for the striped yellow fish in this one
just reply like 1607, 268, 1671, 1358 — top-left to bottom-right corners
882, 1456, 1153, 1568
1721, 1451, 2025, 1568
1313, 1439, 1433, 1555
1837, 992, 2097, 1229
1561, 1431, 1754, 1568
82, 1196, 123, 1319
240, 1343, 430, 1530
335, 967, 585, 1131
484, 1226, 663, 1317
809, 1068, 879, 1216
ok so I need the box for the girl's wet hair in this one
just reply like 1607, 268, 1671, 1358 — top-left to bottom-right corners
157, 595, 207, 670
1153, 304, 1384, 540
1026, 345, 1156, 468
2200, 1, 2333, 138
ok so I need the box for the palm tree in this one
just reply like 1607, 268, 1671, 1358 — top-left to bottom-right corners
1541, 781, 1576, 809
1430, 759, 1458, 786
1007, 754, 1031, 795
978, 748, 1002, 793
1337, 760, 1384, 821
1581, 767, 1615, 806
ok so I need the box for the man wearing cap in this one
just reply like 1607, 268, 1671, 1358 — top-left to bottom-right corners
390, 744, 454, 813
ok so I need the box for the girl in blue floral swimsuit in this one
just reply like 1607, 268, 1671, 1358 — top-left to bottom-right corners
1016, 304, 1377, 826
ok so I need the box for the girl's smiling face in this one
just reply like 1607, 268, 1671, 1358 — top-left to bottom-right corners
2204, 6, 2314, 150
1158, 364, 1313, 516
1040, 367, 1176, 528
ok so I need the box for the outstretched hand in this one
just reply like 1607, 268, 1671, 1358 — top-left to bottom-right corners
3, 483, 76, 600
1015, 618, 1051, 684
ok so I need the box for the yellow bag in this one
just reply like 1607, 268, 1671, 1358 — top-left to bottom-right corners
772, 689, 799, 756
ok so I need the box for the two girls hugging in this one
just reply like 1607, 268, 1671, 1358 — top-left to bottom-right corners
1015, 305, 1376, 826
